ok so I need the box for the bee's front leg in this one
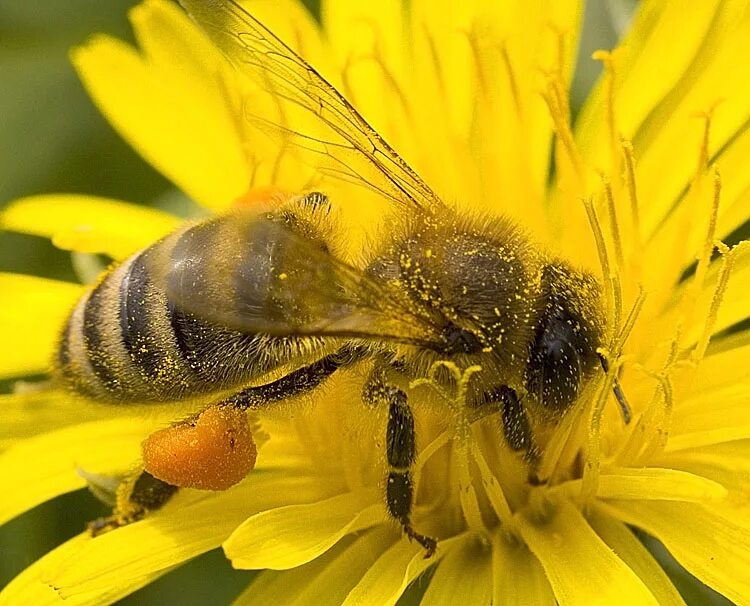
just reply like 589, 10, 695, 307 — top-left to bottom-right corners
363, 368, 437, 558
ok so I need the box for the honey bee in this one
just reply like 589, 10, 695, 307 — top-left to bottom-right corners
57, 0, 630, 554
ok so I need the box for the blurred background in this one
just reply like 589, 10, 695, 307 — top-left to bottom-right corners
0, 0, 730, 603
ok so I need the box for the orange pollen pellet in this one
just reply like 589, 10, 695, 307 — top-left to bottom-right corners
142, 406, 258, 491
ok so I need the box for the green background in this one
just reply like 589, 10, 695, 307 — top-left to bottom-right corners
0, 1, 731, 604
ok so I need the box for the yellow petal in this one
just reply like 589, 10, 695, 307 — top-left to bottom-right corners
665, 426, 750, 452
0, 389, 103, 449
45, 471, 325, 598
289, 526, 397, 606
0, 273, 82, 380
654, 440, 750, 493
516, 500, 658, 606
588, 508, 686, 606
342, 534, 465, 606
0, 418, 155, 525
633, 18, 750, 240
233, 526, 396, 606
553, 467, 728, 502
671, 384, 750, 436
2, 195, 180, 260
224, 488, 383, 570
71, 23, 250, 211
232, 542, 344, 606
470, 0, 581, 236
321, 0, 409, 155
238, 0, 325, 64
576, 0, 725, 172
602, 499, 750, 605
677, 244, 750, 347
0, 534, 169, 606
420, 534, 492, 606
693, 343, 750, 393
492, 534, 555, 606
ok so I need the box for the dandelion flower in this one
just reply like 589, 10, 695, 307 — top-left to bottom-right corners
2, 1, 750, 604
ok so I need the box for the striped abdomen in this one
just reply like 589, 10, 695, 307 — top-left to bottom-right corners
55, 216, 322, 403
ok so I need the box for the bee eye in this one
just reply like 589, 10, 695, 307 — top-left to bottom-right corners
526, 309, 595, 410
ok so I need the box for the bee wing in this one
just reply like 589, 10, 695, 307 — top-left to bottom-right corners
178, 0, 442, 212
151, 213, 443, 348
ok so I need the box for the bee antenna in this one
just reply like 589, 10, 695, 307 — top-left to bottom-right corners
598, 353, 632, 425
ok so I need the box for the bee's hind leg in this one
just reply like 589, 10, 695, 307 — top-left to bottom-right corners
89, 471, 178, 536
363, 368, 438, 558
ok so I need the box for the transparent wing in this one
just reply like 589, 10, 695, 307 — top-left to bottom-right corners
150, 212, 445, 348
178, 0, 443, 212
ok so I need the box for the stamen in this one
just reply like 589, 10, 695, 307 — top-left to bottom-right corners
693, 103, 723, 179
410, 362, 487, 531
464, 26, 489, 101
549, 26, 571, 117
454, 444, 486, 532
421, 24, 447, 102
592, 50, 618, 167
620, 138, 642, 272
691, 169, 722, 297
500, 43, 522, 116
469, 441, 513, 525
339, 54, 358, 104
542, 78, 583, 185
541, 28, 582, 186
582, 196, 622, 335
613, 285, 647, 355
580, 358, 620, 501
580, 289, 646, 499
601, 175, 626, 271
369, 51, 413, 120
691, 241, 735, 364
630, 368, 675, 462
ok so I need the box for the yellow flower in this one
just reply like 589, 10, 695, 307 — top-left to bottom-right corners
2, 0, 750, 604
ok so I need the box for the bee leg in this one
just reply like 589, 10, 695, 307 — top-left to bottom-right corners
488, 386, 539, 464
363, 370, 438, 557
223, 346, 366, 410
89, 471, 178, 536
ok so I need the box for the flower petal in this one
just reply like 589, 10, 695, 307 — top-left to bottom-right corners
554, 467, 728, 502
0, 273, 82, 380
44, 471, 326, 598
602, 499, 750, 605
654, 440, 750, 493
516, 500, 658, 606
342, 534, 465, 606
492, 534, 555, 606
232, 542, 344, 606
588, 507, 685, 606
692, 343, 750, 394
0, 418, 155, 525
2, 195, 180, 260
224, 488, 383, 570
576, 0, 727, 171
420, 534, 492, 605
71, 6, 250, 211
470, 0, 582, 234
0, 390, 102, 449
0, 535, 169, 606
671, 384, 750, 436
233, 526, 396, 606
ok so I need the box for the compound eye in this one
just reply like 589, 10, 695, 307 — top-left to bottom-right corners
526, 333, 583, 411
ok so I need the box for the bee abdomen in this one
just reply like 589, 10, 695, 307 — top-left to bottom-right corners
56, 248, 200, 402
